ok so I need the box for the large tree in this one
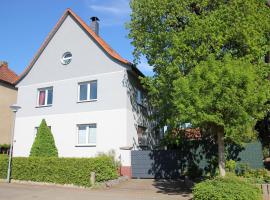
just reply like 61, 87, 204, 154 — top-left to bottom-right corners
174, 55, 270, 176
128, 0, 270, 176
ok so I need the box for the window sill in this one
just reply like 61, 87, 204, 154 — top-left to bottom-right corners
75, 144, 96, 147
77, 99, 97, 103
35, 105, 52, 108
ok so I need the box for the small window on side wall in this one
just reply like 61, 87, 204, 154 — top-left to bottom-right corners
37, 87, 53, 107
78, 81, 97, 102
136, 89, 143, 105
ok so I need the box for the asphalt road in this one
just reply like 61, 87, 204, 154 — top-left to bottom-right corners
0, 179, 192, 200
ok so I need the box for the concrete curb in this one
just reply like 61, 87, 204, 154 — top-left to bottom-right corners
0, 176, 129, 190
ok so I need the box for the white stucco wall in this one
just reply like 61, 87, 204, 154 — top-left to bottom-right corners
13, 12, 146, 167
13, 109, 131, 166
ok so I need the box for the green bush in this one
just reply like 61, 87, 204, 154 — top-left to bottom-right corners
0, 144, 10, 149
226, 159, 236, 173
0, 155, 8, 179
193, 175, 262, 200
243, 168, 270, 184
236, 163, 250, 176
0, 156, 118, 186
30, 119, 58, 157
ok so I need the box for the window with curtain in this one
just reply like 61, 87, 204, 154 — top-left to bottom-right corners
38, 87, 53, 106
77, 124, 97, 145
78, 81, 97, 102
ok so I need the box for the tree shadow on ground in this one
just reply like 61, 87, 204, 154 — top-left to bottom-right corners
152, 179, 192, 199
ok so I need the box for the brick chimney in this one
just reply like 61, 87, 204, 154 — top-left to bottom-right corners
90, 17, 100, 35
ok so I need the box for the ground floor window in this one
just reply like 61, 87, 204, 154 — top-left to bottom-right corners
77, 124, 97, 146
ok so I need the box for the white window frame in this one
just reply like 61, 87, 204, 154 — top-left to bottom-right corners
76, 124, 97, 146
77, 80, 97, 102
37, 87, 53, 107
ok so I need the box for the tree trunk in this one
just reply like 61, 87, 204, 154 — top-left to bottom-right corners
217, 126, 226, 177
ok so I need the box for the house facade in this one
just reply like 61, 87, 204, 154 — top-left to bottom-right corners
0, 62, 18, 146
13, 9, 156, 176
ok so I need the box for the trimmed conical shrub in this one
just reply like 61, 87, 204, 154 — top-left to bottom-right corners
30, 119, 58, 157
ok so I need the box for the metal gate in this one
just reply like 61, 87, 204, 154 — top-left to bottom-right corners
131, 150, 183, 179
131, 142, 263, 179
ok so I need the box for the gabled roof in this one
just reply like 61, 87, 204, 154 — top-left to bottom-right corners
16, 8, 143, 84
0, 63, 18, 85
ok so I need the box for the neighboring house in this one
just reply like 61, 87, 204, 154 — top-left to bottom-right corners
0, 61, 18, 146
13, 9, 157, 177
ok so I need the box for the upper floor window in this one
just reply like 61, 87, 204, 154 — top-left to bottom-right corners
37, 87, 53, 107
78, 81, 97, 102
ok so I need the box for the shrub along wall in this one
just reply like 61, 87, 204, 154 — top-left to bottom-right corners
193, 175, 262, 200
0, 156, 118, 187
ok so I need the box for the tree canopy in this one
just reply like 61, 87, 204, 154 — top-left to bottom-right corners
128, 0, 270, 176
174, 55, 270, 142
128, 0, 270, 128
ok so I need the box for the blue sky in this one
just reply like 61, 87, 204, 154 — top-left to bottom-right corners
0, 0, 153, 76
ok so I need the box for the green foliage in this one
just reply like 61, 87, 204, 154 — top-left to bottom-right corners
0, 144, 10, 149
226, 160, 236, 173
0, 155, 8, 179
262, 146, 270, 159
235, 163, 270, 184
243, 168, 270, 184
0, 156, 118, 186
174, 56, 270, 142
236, 163, 250, 176
129, 0, 270, 69
128, 0, 270, 128
193, 175, 262, 200
97, 150, 121, 170
0, 144, 10, 154
129, 0, 270, 176
30, 119, 58, 157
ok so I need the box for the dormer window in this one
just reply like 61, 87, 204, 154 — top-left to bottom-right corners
61, 52, 72, 65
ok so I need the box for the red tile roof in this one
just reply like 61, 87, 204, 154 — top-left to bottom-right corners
16, 8, 143, 84
0, 62, 18, 85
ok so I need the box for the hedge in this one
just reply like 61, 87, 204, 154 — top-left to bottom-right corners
193, 175, 262, 200
0, 155, 118, 186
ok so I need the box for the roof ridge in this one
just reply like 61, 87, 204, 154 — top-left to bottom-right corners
16, 8, 141, 85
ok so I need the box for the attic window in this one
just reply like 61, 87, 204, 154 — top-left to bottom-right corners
61, 52, 72, 65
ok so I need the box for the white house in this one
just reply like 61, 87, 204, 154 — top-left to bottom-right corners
13, 9, 157, 177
